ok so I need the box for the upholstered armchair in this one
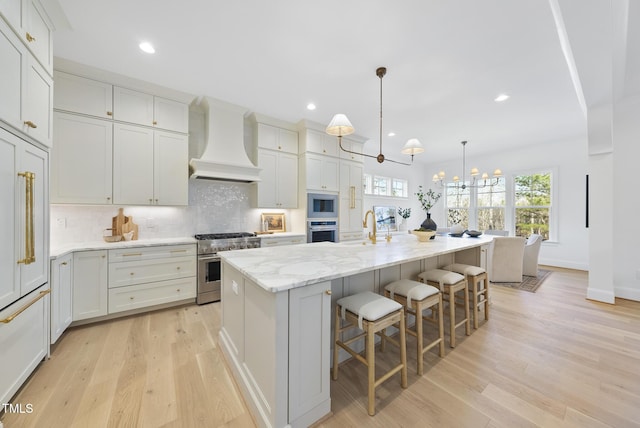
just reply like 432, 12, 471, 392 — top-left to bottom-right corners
490, 237, 526, 282
523, 234, 543, 276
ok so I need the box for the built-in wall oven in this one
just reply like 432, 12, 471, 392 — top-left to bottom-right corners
307, 193, 338, 218
307, 220, 338, 243
195, 233, 261, 304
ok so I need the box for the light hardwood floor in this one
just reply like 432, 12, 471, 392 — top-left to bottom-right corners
2, 267, 639, 427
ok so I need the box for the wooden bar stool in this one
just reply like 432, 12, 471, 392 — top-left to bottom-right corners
417, 269, 470, 348
446, 263, 489, 329
384, 279, 445, 375
332, 291, 408, 416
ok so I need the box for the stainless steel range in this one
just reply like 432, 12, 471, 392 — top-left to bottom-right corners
195, 232, 261, 304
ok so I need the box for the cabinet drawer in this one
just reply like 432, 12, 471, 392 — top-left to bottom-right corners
261, 237, 306, 247
339, 232, 364, 242
109, 244, 196, 262
108, 277, 196, 314
108, 256, 196, 288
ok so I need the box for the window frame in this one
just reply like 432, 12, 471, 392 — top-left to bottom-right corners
510, 168, 557, 241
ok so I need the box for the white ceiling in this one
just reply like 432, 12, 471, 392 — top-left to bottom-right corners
48, 0, 589, 164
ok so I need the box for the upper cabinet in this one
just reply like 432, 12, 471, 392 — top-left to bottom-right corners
0, 0, 52, 74
113, 86, 188, 133
0, 13, 52, 147
51, 70, 190, 205
53, 71, 113, 119
302, 129, 338, 157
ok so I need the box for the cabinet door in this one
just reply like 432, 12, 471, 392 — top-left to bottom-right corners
19, 140, 48, 296
53, 71, 113, 118
50, 254, 72, 344
0, 0, 26, 34
113, 123, 154, 205
288, 281, 331, 423
113, 86, 154, 127
256, 149, 278, 207
277, 152, 298, 208
0, 129, 20, 309
339, 138, 364, 162
278, 128, 298, 154
154, 97, 188, 133
72, 250, 107, 321
305, 129, 337, 157
306, 153, 338, 192
322, 157, 339, 192
0, 18, 26, 131
23, 55, 52, 146
51, 112, 113, 204
24, 0, 52, 73
305, 154, 323, 191
153, 131, 188, 205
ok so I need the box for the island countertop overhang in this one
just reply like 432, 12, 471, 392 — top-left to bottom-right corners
219, 234, 493, 293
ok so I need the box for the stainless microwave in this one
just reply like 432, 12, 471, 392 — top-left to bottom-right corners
307, 193, 338, 218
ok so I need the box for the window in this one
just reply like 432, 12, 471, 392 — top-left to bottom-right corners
514, 172, 551, 240
477, 177, 505, 231
373, 176, 390, 196
391, 179, 408, 198
445, 183, 470, 228
363, 174, 408, 198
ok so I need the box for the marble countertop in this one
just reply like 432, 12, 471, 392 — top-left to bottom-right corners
220, 234, 493, 292
50, 237, 197, 259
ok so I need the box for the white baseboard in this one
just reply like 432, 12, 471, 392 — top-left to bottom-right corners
539, 258, 588, 271
586, 287, 615, 304
614, 286, 640, 302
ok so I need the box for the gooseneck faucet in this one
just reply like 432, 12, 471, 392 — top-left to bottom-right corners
363, 210, 377, 244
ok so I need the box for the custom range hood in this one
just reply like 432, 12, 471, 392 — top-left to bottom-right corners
189, 96, 261, 182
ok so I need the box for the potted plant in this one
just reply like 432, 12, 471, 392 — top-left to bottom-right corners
415, 185, 441, 237
397, 207, 411, 231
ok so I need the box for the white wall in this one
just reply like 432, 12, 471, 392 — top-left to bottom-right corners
365, 137, 589, 270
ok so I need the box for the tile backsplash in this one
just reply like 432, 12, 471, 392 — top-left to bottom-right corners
50, 180, 270, 245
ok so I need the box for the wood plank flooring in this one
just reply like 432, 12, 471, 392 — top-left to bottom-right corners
2, 267, 639, 428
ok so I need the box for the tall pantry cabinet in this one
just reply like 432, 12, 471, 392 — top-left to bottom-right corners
0, 0, 52, 406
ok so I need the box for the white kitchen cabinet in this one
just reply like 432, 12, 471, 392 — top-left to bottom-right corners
107, 244, 196, 314
51, 112, 113, 204
0, 285, 49, 405
256, 148, 298, 209
0, 0, 52, 74
53, 71, 113, 118
339, 161, 364, 241
72, 250, 108, 321
0, 128, 48, 310
113, 86, 188, 133
304, 153, 339, 192
0, 17, 52, 147
50, 253, 72, 344
153, 130, 189, 206
260, 234, 306, 247
303, 129, 338, 157
112, 123, 154, 205
256, 122, 298, 153
113, 124, 188, 206
288, 281, 332, 425
338, 138, 364, 163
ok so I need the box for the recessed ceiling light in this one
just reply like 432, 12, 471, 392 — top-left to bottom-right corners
306, 103, 316, 111
139, 42, 155, 54
387, 132, 395, 137
494, 94, 510, 102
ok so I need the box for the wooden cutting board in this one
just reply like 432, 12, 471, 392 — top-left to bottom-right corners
121, 216, 139, 240
112, 208, 126, 236
112, 208, 138, 240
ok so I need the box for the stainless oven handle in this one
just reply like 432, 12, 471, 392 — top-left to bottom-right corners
198, 254, 221, 262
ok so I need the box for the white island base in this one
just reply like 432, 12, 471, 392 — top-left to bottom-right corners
219, 235, 491, 427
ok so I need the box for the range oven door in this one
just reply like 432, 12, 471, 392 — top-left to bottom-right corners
197, 254, 221, 304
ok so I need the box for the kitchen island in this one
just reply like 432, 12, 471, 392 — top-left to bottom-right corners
219, 234, 492, 428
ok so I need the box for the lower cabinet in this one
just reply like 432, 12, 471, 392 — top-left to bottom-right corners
72, 250, 108, 321
70, 244, 196, 323
0, 285, 50, 405
50, 253, 72, 343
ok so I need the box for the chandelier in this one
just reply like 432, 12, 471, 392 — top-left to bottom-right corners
433, 140, 502, 190
326, 67, 424, 165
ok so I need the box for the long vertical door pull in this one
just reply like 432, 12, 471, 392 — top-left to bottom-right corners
17, 171, 35, 265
